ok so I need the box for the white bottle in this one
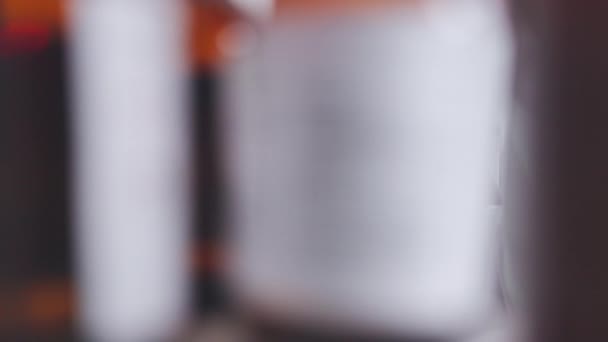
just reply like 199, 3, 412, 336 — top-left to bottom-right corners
69, 1, 191, 340
224, 0, 513, 339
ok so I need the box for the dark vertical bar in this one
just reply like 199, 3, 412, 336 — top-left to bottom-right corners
538, 2, 608, 341
0, 27, 74, 339
511, 1, 608, 341
189, 1, 240, 316
192, 70, 227, 313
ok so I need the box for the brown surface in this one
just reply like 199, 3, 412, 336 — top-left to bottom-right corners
23, 280, 74, 331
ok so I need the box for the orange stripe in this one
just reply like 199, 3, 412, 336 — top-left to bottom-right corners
276, 0, 421, 16
1, 0, 65, 29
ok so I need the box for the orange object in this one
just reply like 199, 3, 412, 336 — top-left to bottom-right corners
1, 0, 65, 29
0, 0, 64, 54
189, 1, 242, 71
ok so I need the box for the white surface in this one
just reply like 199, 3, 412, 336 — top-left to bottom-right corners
70, 0, 191, 341
225, 0, 513, 338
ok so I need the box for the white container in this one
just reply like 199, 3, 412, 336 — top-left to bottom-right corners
69, 1, 191, 340
224, 1, 513, 339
